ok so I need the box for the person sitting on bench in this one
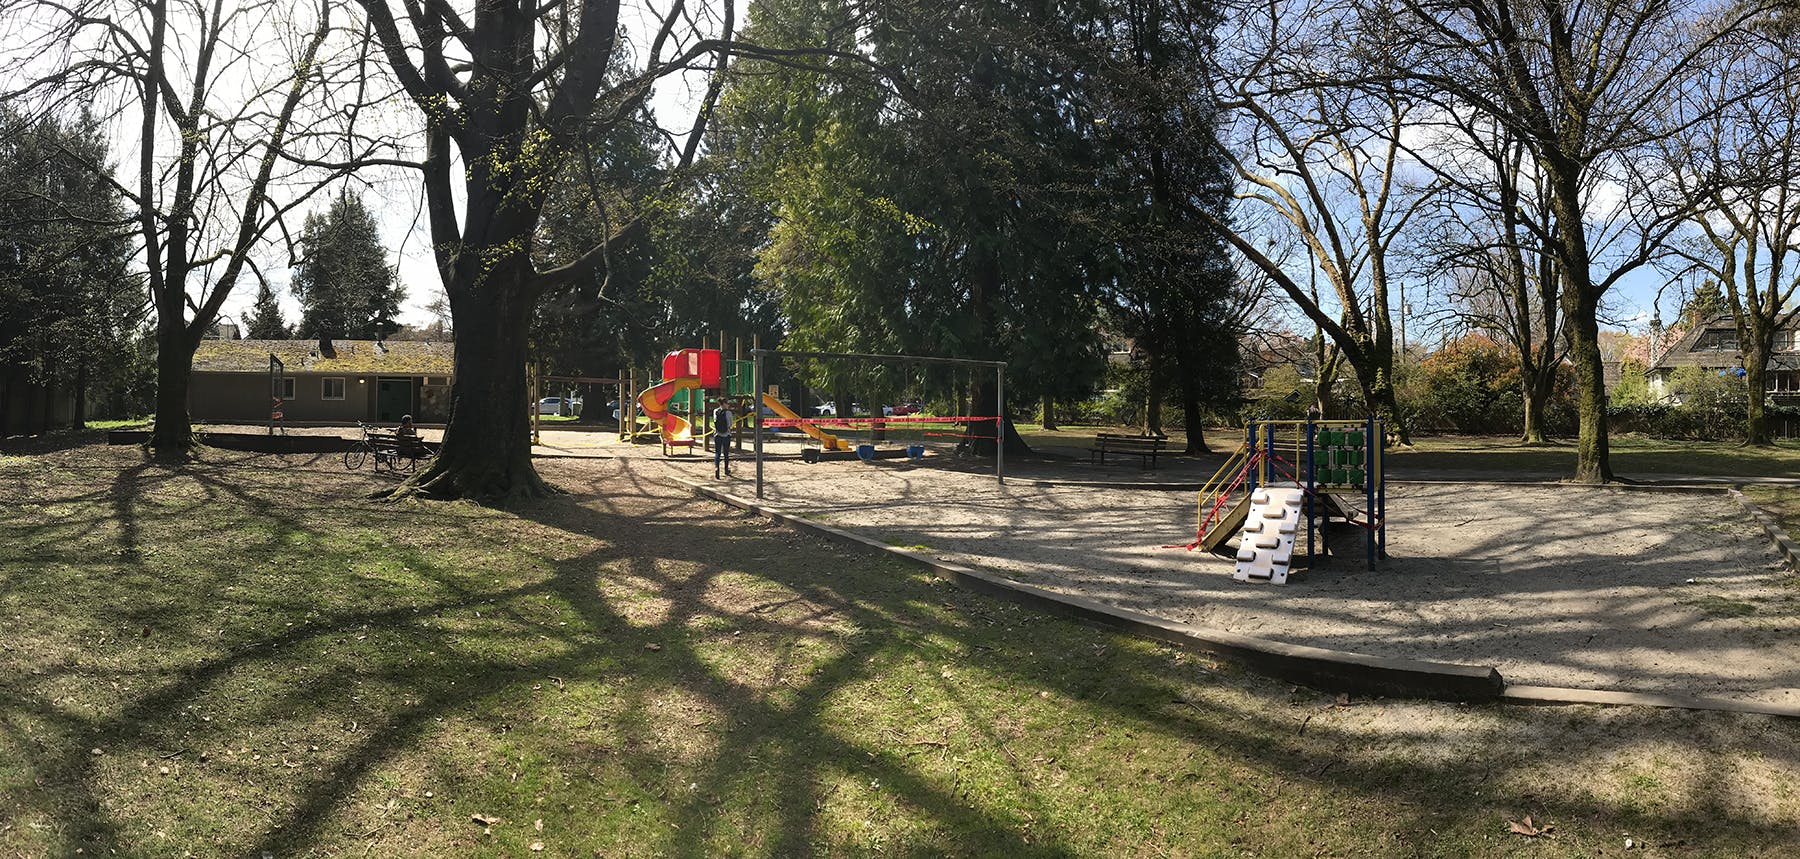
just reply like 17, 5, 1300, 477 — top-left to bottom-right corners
395, 414, 418, 442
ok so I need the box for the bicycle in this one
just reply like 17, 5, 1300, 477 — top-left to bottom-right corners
343, 422, 379, 471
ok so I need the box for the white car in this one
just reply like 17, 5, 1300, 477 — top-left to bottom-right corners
536, 396, 581, 416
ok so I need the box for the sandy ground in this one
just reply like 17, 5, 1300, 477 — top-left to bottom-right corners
584, 437, 1800, 702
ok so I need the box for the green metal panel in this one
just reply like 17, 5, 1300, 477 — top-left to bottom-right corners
724, 359, 754, 397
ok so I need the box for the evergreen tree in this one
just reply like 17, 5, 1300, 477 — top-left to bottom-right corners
721, 0, 1136, 454
0, 109, 140, 431
716, 0, 1240, 451
291, 192, 403, 340
243, 281, 291, 339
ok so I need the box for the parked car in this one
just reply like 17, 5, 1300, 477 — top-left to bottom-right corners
536, 396, 581, 416
814, 401, 836, 416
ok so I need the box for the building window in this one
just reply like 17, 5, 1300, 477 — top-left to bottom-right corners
1695, 329, 1739, 351
323, 377, 346, 400
276, 378, 295, 399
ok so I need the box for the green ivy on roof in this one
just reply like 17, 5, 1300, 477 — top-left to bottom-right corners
191, 339, 455, 375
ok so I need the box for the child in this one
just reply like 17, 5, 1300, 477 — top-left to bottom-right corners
710, 399, 736, 477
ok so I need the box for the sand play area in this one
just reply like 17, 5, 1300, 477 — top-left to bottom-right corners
637, 444, 1800, 703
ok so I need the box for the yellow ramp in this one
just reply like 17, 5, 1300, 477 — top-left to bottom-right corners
1198, 494, 1251, 554
761, 394, 849, 450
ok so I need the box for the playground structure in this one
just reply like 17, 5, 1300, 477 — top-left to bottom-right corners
631, 346, 851, 456
749, 348, 1009, 499
1192, 418, 1386, 583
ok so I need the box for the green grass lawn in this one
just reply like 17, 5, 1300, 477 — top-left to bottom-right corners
84, 417, 153, 430
0, 446, 1795, 856
1387, 435, 1800, 479
1743, 486, 1800, 532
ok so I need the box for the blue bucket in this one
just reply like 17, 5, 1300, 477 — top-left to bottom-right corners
855, 444, 876, 461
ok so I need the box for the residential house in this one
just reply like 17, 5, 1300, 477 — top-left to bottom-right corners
1646, 315, 1800, 406
190, 338, 454, 424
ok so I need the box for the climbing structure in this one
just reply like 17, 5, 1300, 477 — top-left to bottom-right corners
1233, 487, 1306, 584
1190, 417, 1387, 582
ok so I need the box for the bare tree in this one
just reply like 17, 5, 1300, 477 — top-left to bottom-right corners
351, 0, 775, 500
0, 0, 400, 456
1381, 0, 1775, 481
1416, 123, 1566, 443
1207, 0, 1436, 442
1661, 27, 1800, 445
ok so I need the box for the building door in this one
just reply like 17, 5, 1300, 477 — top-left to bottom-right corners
376, 378, 414, 422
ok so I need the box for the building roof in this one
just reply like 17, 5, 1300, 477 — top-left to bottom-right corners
191, 339, 455, 375
1647, 314, 1800, 372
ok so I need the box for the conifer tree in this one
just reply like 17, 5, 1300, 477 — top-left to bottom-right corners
244, 281, 291, 339
292, 193, 403, 341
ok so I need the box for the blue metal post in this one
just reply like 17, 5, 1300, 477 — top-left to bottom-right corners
1376, 417, 1386, 560
1263, 422, 1275, 487
1245, 424, 1257, 495
1305, 418, 1315, 564
1365, 414, 1376, 569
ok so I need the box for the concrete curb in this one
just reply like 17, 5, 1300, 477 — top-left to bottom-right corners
1728, 488, 1800, 574
1022, 477, 1740, 494
107, 429, 356, 454
1502, 685, 1800, 717
672, 477, 1504, 703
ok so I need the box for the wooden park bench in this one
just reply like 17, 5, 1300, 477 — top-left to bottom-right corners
346, 422, 438, 474
1089, 432, 1168, 469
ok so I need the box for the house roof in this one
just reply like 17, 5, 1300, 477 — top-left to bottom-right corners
1650, 315, 1773, 371
191, 339, 455, 375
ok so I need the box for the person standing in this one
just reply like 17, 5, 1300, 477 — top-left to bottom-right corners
711, 398, 736, 478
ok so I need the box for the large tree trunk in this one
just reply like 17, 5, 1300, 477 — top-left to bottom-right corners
1347, 334, 1408, 445
392, 265, 553, 502
1745, 343, 1772, 446
966, 375, 1031, 457
1041, 394, 1056, 431
1315, 345, 1340, 418
149, 313, 196, 458
1564, 305, 1612, 483
1145, 354, 1165, 437
1550, 165, 1613, 483
1520, 365, 1556, 444
1180, 392, 1211, 454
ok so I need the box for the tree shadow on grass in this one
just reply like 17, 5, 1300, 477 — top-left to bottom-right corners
0, 448, 1797, 856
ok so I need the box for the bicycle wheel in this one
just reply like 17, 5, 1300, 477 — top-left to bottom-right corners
343, 445, 366, 470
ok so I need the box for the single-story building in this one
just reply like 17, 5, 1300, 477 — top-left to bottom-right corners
1647, 314, 1800, 406
190, 338, 454, 424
